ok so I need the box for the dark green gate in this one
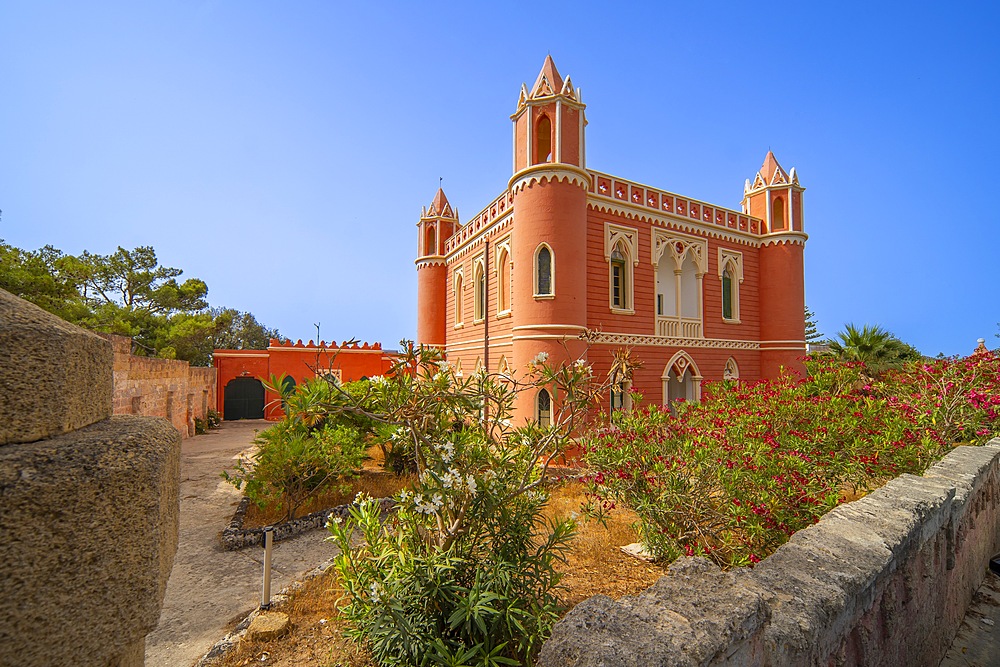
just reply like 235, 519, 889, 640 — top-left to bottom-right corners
223, 377, 265, 420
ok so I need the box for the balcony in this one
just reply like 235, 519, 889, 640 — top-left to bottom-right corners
656, 317, 702, 339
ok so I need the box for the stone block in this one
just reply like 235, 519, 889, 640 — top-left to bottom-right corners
245, 612, 291, 642
0, 415, 180, 667
537, 557, 768, 667
0, 289, 112, 445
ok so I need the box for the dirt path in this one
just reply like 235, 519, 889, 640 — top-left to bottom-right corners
145, 420, 339, 667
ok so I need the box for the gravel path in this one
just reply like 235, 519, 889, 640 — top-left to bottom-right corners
145, 420, 338, 667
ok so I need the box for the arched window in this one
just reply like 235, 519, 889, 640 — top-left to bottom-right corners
722, 268, 734, 320
534, 244, 553, 297
723, 357, 740, 381
609, 240, 631, 311
474, 260, 486, 321
424, 225, 437, 256
661, 352, 702, 414
498, 355, 511, 378
718, 248, 743, 323
537, 388, 551, 427
453, 271, 464, 326
772, 197, 786, 231
535, 114, 552, 164
610, 380, 631, 412
497, 247, 511, 313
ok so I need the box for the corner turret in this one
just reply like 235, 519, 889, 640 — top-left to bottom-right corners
416, 188, 458, 349
744, 152, 808, 377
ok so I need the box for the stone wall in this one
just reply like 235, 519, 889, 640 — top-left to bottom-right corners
539, 439, 1000, 667
0, 289, 180, 667
103, 334, 217, 438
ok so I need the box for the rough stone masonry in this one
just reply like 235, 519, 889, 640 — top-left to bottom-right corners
538, 439, 1000, 667
0, 288, 180, 667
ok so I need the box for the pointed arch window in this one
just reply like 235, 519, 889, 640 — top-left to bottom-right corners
453, 269, 465, 327
772, 197, 786, 231
722, 269, 733, 320
661, 352, 703, 415
474, 258, 486, 322
536, 388, 551, 427
718, 248, 743, 324
424, 225, 437, 256
534, 244, 553, 297
606, 224, 637, 314
535, 114, 552, 164
723, 357, 740, 381
497, 245, 511, 315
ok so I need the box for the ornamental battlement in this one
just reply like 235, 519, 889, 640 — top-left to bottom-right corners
588, 170, 763, 235
266, 338, 382, 351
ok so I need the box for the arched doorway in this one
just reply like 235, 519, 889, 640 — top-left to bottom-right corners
661, 352, 702, 414
223, 377, 265, 420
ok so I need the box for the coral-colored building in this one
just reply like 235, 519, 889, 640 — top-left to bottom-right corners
416, 57, 807, 420
213, 339, 395, 420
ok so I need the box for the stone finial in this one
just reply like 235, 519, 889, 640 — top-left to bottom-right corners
974, 338, 989, 355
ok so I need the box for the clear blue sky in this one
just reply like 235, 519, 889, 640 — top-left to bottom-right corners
2, 1, 998, 356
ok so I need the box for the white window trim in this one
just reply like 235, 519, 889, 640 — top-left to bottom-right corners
473, 255, 486, 324
453, 267, 465, 328
533, 243, 555, 299
495, 238, 512, 316
718, 248, 744, 324
605, 223, 638, 314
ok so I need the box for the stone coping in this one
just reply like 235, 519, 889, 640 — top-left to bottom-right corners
222, 496, 396, 551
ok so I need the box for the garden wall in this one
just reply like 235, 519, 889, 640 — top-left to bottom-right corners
539, 439, 1000, 666
103, 334, 217, 438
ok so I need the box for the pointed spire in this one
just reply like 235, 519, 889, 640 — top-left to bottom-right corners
530, 55, 564, 99
427, 188, 454, 218
758, 150, 790, 185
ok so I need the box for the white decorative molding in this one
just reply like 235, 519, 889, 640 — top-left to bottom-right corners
588, 332, 761, 350
604, 222, 639, 265
718, 248, 744, 282
415, 258, 447, 268
651, 229, 708, 274
588, 200, 760, 247
509, 164, 591, 195
760, 232, 808, 247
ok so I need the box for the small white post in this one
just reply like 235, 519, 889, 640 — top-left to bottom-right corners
261, 528, 274, 610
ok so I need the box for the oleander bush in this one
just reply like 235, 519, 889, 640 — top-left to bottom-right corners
583, 351, 1000, 568
326, 342, 633, 666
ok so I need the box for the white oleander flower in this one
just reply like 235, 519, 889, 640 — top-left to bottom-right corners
531, 351, 550, 365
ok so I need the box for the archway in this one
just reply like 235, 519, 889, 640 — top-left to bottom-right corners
223, 377, 265, 420
661, 352, 702, 414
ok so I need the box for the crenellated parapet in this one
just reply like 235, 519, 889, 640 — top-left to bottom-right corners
267, 338, 382, 351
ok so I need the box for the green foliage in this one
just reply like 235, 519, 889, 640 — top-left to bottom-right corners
804, 306, 823, 343
194, 408, 222, 435
0, 240, 280, 365
583, 353, 1000, 569
325, 343, 623, 666
0, 240, 88, 321
823, 323, 921, 372
210, 307, 282, 350
223, 377, 367, 522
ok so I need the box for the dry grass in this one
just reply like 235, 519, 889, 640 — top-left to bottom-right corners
241, 449, 410, 529
217, 479, 663, 666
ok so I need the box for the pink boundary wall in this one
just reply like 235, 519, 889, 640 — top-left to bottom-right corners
539, 439, 1000, 666
102, 334, 217, 439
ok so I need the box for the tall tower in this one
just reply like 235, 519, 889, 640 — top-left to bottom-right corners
743, 151, 808, 378
415, 188, 458, 349
509, 56, 591, 418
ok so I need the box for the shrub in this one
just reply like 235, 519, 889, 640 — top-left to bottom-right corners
325, 342, 628, 666
222, 377, 367, 522
583, 352, 999, 568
